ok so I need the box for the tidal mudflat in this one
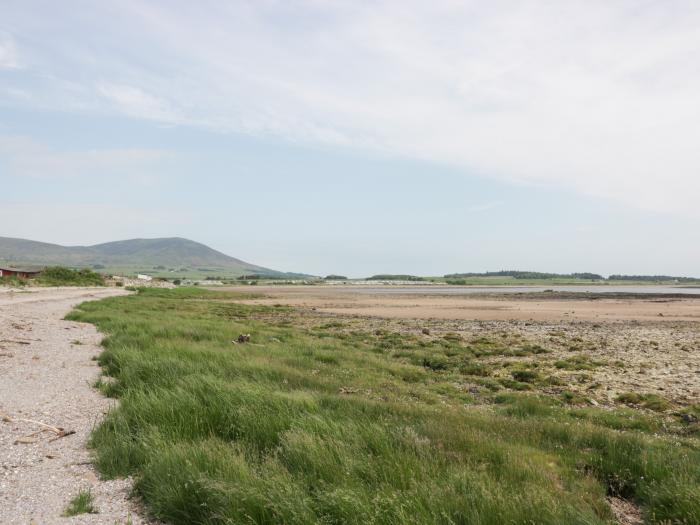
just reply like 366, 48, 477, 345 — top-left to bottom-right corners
232, 285, 700, 406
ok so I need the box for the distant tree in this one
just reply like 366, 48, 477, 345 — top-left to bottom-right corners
324, 275, 348, 280
444, 271, 603, 280
608, 274, 698, 282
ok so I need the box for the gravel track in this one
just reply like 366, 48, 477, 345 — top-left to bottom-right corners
0, 287, 151, 524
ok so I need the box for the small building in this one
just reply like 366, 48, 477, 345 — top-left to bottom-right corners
136, 274, 153, 281
0, 267, 43, 279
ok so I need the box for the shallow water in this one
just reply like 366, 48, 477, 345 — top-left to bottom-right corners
349, 285, 700, 295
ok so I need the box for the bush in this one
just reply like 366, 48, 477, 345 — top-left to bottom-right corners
0, 275, 28, 287
37, 267, 104, 286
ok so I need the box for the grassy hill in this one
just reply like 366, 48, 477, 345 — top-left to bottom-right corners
0, 236, 306, 279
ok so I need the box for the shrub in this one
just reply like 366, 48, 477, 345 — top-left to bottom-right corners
38, 267, 104, 286
0, 275, 27, 287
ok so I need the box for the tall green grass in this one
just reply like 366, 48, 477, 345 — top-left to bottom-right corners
62, 488, 98, 516
67, 288, 700, 524
1, 266, 105, 286
39, 266, 104, 286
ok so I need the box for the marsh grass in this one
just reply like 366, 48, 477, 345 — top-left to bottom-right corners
67, 288, 700, 524
616, 392, 672, 412
555, 355, 606, 371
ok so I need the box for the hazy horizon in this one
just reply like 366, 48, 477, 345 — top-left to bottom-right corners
2, 1, 699, 276
2, 234, 698, 280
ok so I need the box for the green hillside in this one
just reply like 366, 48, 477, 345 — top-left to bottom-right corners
0, 236, 303, 278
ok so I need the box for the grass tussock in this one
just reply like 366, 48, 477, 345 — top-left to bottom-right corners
616, 392, 672, 412
67, 288, 700, 524
63, 488, 98, 516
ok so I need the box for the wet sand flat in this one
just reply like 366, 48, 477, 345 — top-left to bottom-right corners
217, 284, 700, 406
224, 285, 700, 322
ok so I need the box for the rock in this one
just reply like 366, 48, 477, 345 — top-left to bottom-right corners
236, 334, 251, 344
422, 328, 431, 335
681, 413, 698, 424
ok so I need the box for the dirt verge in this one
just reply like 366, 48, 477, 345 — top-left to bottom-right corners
0, 287, 151, 524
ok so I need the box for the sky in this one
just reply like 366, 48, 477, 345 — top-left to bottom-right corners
1, 0, 699, 277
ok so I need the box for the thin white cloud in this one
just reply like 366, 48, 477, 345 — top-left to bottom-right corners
4, 1, 700, 215
0, 135, 171, 185
0, 32, 21, 69
97, 83, 180, 123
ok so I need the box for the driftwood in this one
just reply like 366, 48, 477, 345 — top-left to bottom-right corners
1, 411, 76, 443
48, 430, 76, 442
14, 436, 39, 445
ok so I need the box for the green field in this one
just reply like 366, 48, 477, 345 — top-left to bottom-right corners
67, 288, 700, 524
90, 265, 257, 281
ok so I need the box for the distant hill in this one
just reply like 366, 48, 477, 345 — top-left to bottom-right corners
0, 236, 306, 278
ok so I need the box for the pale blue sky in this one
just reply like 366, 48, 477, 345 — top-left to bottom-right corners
1, 1, 699, 277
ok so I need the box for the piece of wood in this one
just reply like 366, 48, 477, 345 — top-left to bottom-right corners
48, 430, 76, 442
1, 412, 74, 437
14, 436, 39, 445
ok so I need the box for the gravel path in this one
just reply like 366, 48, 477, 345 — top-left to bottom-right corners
0, 287, 151, 524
